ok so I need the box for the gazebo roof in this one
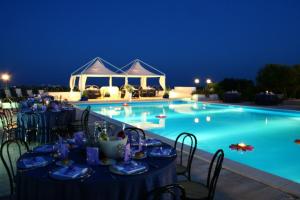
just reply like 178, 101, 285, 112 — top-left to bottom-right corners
118, 59, 165, 77
72, 57, 120, 76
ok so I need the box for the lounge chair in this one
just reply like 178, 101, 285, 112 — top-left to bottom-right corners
38, 89, 45, 95
26, 89, 33, 97
223, 91, 241, 103
4, 89, 12, 98
15, 88, 23, 98
255, 92, 282, 105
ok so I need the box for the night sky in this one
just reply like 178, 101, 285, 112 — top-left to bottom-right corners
0, 0, 300, 87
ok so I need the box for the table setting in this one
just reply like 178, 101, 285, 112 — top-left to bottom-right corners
17, 97, 76, 141
15, 122, 177, 200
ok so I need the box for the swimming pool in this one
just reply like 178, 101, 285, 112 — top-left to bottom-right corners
77, 100, 300, 183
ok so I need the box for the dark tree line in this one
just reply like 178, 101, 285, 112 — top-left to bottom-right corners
214, 64, 300, 101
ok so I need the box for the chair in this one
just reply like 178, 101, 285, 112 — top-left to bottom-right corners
148, 184, 186, 200
174, 132, 197, 181
124, 127, 146, 145
178, 149, 224, 200
70, 106, 90, 133
0, 139, 29, 197
0, 112, 16, 143
26, 90, 33, 97
4, 89, 12, 98
3, 109, 17, 129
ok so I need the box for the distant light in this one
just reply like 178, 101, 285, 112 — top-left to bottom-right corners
206, 79, 212, 84
194, 118, 199, 123
206, 116, 211, 122
1, 73, 10, 81
194, 78, 200, 84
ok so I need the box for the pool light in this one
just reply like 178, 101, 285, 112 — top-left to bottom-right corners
194, 118, 199, 123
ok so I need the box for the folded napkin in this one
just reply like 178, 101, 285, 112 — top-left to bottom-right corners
113, 161, 146, 175
144, 138, 162, 146
150, 147, 173, 157
22, 156, 48, 168
34, 145, 55, 153
52, 166, 88, 179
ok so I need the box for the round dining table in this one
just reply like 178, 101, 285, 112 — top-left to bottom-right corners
16, 143, 177, 200
17, 108, 76, 141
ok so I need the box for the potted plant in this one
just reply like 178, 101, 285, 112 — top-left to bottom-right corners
124, 84, 134, 100
80, 90, 88, 101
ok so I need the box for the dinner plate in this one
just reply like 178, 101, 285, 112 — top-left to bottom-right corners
109, 161, 148, 175
33, 144, 56, 153
148, 147, 177, 158
49, 165, 93, 181
17, 155, 53, 169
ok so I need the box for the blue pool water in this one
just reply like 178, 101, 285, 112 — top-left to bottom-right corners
77, 100, 300, 183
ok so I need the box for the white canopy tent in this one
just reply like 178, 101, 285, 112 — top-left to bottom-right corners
118, 59, 166, 90
69, 58, 166, 95
69, 57, 126, 92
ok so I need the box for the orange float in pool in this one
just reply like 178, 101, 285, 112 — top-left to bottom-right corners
229, 143, 254, 152
123, 103, 129, 106
295, 139, 300, 144
156, 115, 167, 119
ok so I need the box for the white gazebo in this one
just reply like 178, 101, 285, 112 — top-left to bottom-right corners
69, 57, 126, 92
119, 59, 166, 90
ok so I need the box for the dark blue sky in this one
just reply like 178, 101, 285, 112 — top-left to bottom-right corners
0, 0, 300, 86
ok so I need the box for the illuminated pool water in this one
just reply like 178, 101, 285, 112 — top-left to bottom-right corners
77, 100, 300, 183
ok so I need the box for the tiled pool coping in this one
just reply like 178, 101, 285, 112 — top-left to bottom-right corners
75, 101, 300, 198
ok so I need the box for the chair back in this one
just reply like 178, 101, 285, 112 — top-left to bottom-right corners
3, 109, 14, 127
27, 90, 33, 97
124, 127, 146, 145
0, 111, 10, 130
0, 139, 29, 195
4, 89, 12, 98
207, 149, 224, 200
15, 88, 23, 98
81, 106, 91, 132
174, 132, 197, 180
148, 184, 186, 200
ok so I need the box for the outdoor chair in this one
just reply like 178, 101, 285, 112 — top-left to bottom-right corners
26, 89, 33, 97
15, 88, 23, 99
0, 139, 29, 199
4, 89, 12, 98
38, 89, 45, 95
70, 105, 90, 133
174, 132, 197, 181
0, 112, 16, 143
178, 149, 224, 200
3, 109, 17, 129
124, 127, 146, 145
147, 184, 186, 200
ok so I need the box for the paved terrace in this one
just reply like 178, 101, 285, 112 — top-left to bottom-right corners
1, 102, 300, 199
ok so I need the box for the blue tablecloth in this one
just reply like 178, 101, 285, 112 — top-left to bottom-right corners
16, 143, 177, 200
